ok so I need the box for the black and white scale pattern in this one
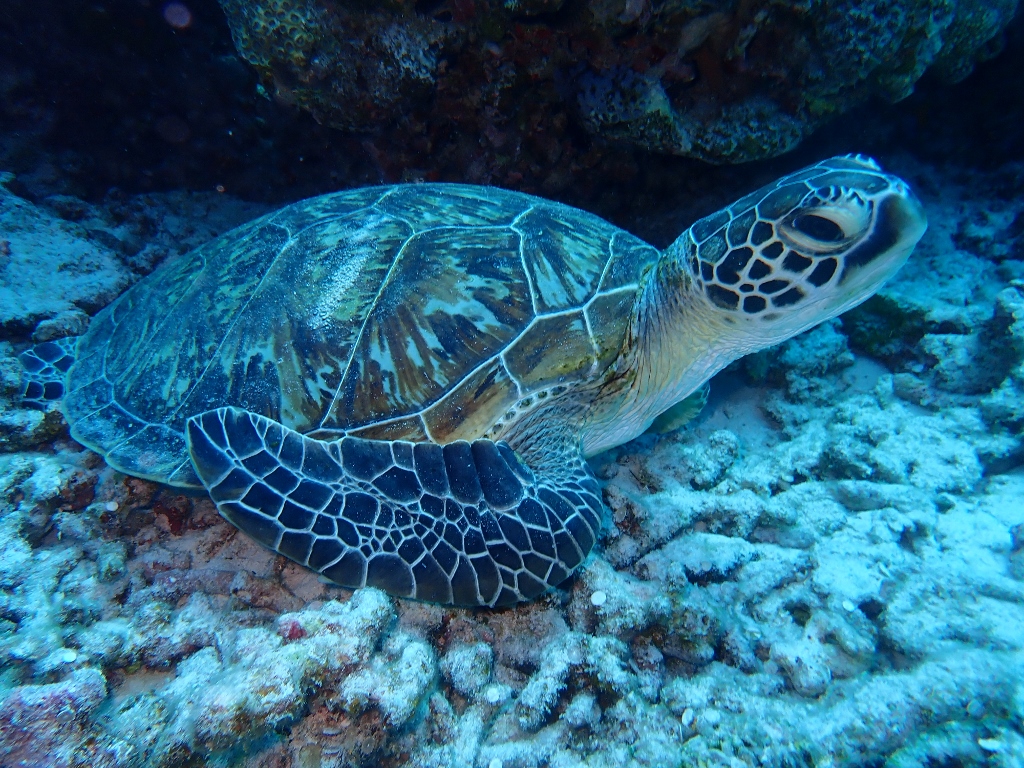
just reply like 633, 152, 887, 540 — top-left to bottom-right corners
18, 338, 76, 408
186, 406, 603, 607
678, 155, 896, 319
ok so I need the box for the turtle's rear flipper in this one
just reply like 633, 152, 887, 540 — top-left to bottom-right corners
18, 338, 77, 408
186, 406, 603, 607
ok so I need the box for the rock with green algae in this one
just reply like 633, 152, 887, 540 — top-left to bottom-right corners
213, 0, 1019, 179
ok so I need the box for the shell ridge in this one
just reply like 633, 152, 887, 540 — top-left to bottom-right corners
319, 223, 408, 430
277, 205, 378, 244
596, 230, 624, 293
509, 205, 540, 316
420, 355, 521, 422
103, 248, 208, 393
163, 223, 291, 423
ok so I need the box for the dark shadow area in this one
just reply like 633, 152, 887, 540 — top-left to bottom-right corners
0, 1, 1021, 226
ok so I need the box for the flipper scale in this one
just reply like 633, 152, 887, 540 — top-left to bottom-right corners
186, 406, 600, 607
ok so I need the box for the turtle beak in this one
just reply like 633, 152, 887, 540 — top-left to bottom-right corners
838, 183, 927, 289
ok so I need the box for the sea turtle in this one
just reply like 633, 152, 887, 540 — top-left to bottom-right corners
20, 155, 926, 607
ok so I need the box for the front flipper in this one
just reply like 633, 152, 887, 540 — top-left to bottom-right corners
185, 407, 604, 607
18, 338, 77, 408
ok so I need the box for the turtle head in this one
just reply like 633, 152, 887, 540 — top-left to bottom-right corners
587, 156, 926, 455
671, 154, 927, 349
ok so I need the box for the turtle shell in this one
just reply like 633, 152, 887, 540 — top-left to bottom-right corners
63, 184, 659, 488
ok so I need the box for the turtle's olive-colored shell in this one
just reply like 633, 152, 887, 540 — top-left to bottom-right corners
63, 184, 659, 488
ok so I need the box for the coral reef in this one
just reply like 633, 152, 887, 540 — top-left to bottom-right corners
215, 0, 1019, 177
0, 156, 1023, 766
0, 174, 267, 342
0, 173, 130, 338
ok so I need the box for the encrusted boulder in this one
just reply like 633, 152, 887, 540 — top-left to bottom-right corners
217, 0, 1019, 179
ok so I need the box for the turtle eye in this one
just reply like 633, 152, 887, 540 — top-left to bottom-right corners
791, 213, 844, 242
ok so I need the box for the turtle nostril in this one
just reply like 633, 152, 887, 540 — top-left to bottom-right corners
792, 214, 844, 242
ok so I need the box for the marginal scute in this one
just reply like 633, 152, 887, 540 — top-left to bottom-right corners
344, 415, 429, 442
422, 358, 517, 443
601, 233, 660, 291
584, 290, 635, 369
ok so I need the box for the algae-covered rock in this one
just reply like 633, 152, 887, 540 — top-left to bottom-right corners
0, 176, 130, 337
215, 0, 1019, 173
